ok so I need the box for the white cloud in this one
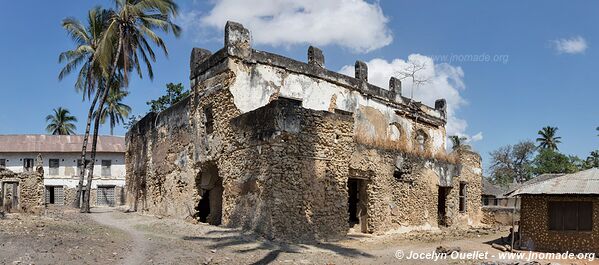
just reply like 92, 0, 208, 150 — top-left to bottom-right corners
182, 0, 393, 53
339, 54, 482, 140
469, 132, 483, 143
553, 36, 588, 54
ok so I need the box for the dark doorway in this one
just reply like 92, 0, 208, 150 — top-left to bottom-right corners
198, 190, 211, 223
47, 186, 55, 204
438, 186, 449, 226
347, 178, 368, 233
196, 163, 223, 225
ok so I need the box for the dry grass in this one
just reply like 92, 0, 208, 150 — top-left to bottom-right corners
354, 127, 458, 164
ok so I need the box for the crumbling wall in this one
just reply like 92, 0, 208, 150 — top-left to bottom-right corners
481, 207, 519, 226
520, 195, 599, 253
0, 168, 44, 214
444, 149, 483, 227
227, 98, 354, 241
125, 21, 483, 242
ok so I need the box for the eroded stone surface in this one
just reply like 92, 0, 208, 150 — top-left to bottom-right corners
125, 21, 483, 242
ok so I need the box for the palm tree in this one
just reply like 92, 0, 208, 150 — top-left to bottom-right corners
596, 126, 599, 137
81, 0, 181, 213
536, 126, 562, 151
59, 7, 110, 208
45, 107, 78, 135
94, 85, 131, 135
449, 135, 470, 151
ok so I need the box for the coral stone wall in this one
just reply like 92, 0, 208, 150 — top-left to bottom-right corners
349, 147, 442, 233
520, 195, 599, 253
444, 149, 483, 227
0, 169, 44, 214
226, 98, 354, 241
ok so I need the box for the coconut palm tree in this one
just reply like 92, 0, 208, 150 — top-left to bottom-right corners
536, 126, 562, 151
94, 84, 131, 135
59, 7, 110, 208
81, 0, 181, 213
45, 107, 78, 135
449, 135, 468, 151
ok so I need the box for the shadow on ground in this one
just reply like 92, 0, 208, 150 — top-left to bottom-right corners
183, 230, 374, 265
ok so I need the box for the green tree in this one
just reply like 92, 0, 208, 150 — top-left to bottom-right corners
536, 126, 562, 151
94, 85, 131, 135
584, 150, 599, 169
147, 83, 189, 112
59, 7, 110, 208
45, 107, 78, 135
489, 140, 536, 186
449, 135, 469, 151
533, 149, 579, 175
80, 0, 181, 213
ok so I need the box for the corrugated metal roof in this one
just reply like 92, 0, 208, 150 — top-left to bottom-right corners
0, 135, 125, 153
482, 178, 507, 197
505, 173, 564, 196
510, 168, 599, 196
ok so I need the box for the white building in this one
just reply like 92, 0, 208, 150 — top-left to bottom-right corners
0, 135, 125, 207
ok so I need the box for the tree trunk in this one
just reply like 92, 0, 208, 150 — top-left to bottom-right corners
73, 77, 102, 208
81, 31, 123, 213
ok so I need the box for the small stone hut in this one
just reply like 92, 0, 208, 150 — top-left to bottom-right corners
512, 168, 599, 253
125, 21, 484, 241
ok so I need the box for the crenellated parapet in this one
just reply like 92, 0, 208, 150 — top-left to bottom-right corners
189, 21, 447, 128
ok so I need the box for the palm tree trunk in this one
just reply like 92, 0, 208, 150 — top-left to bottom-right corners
73, 75, 102, 208
81, 31, 123, 213
110, 126, 114, 136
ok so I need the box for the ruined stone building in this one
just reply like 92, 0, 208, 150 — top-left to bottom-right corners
0, 155, 44, 214
126, 22, 483, 241
0, 135, 126, 207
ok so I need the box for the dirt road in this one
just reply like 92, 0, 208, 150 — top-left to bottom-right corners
2, 208, 597, 265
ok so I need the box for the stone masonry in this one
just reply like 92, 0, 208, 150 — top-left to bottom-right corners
125, 21, 483, 242
0, 156, 44, 214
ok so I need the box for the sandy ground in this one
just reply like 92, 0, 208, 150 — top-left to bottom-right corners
1, 207, 598, 265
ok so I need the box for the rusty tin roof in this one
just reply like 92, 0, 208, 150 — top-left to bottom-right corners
510, 168, 599, 196
0, 135, 125, 153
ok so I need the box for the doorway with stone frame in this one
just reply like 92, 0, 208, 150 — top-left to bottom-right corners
347, 177, 369, 233
1, 181, 19, 212
437, 186, 450, 227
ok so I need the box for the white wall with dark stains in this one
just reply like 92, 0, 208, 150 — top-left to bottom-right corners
227, 60, 448, 154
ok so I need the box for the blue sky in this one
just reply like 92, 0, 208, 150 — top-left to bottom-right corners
0, 1, 597, 168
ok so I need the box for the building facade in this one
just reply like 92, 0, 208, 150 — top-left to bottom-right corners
512, 168, 599, 254
125, 22, 483, 241
0, 135, 126, 207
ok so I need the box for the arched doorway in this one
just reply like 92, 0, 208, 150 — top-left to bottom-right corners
195, 163, 223, 225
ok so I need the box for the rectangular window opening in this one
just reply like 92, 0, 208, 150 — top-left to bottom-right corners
101, 160, 112, 177
23, 158, 34, 172
548, 201, 593, 232
459, 182, 467, 213
49, 159, 59, 176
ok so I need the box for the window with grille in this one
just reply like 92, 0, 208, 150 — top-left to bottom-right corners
23, 158, 34, 172
0, 159, 5, 168
101, 160, 111, 177
49, 159, 59, 176
459, 182, 467, 213
548, 201, 592, 231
